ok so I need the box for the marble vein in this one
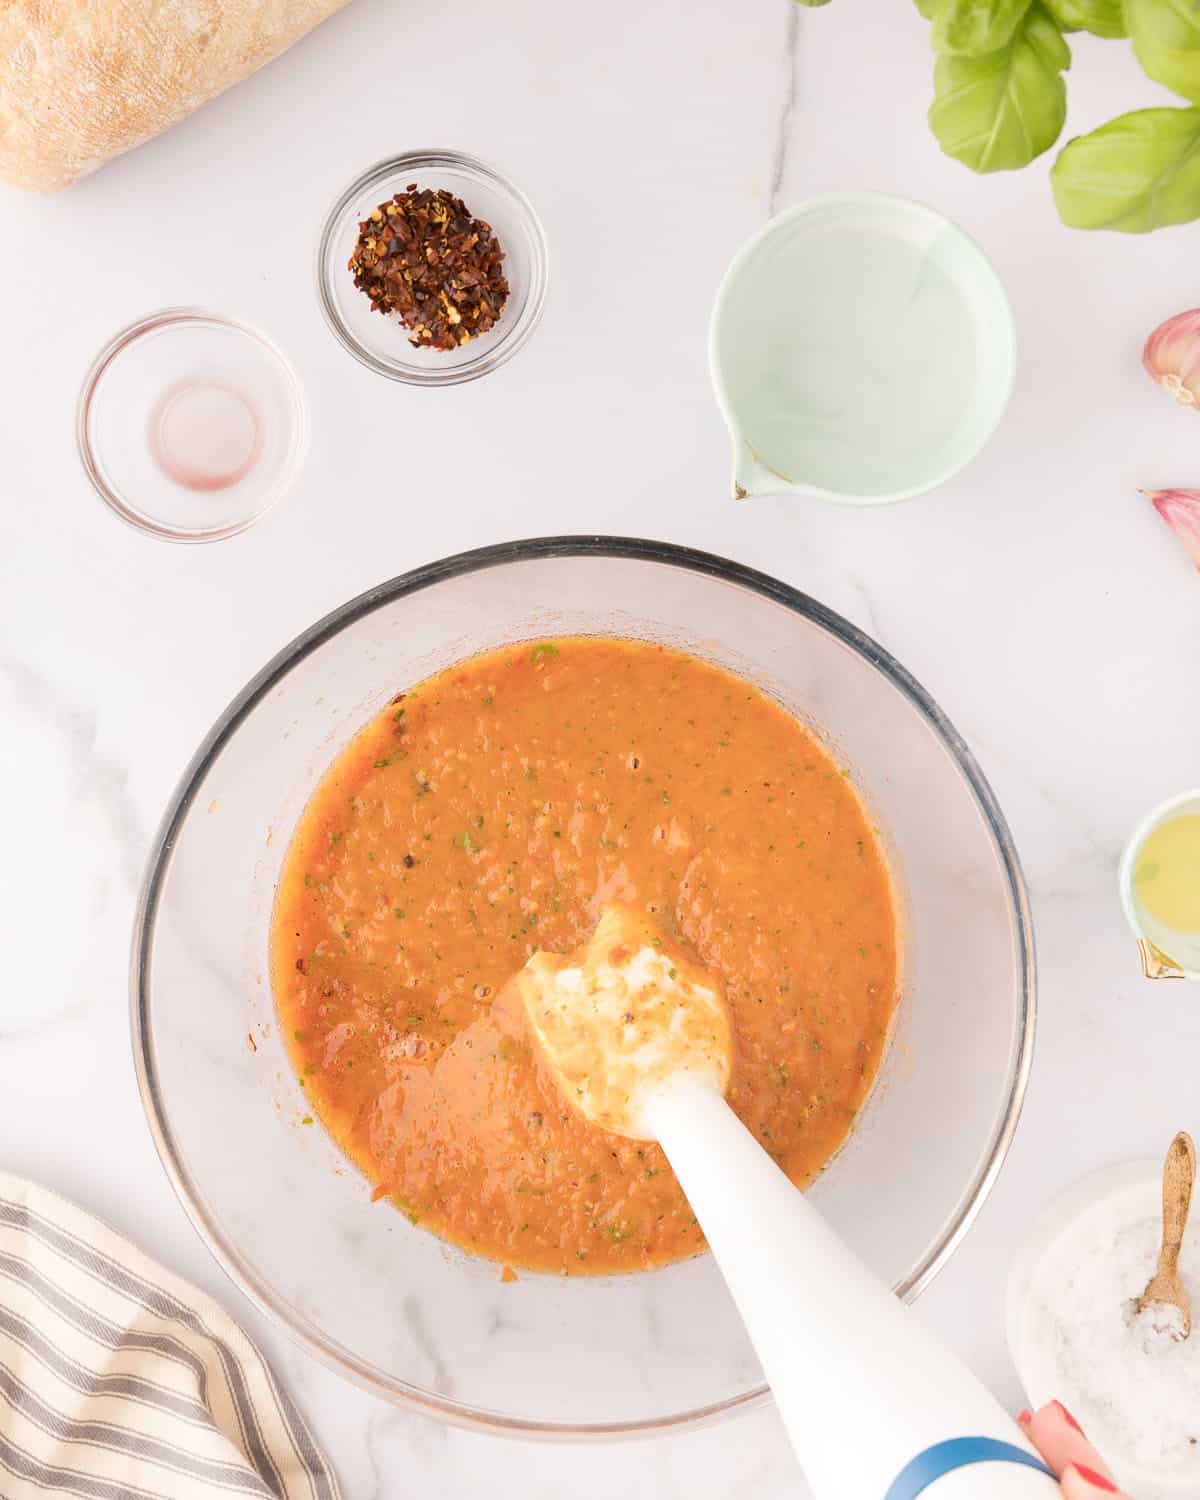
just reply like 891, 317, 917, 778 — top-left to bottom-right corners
0, 656, 146, 890
767, 2, 800, 218
0, 656, 146, 1041
401, 1294, 455, 1396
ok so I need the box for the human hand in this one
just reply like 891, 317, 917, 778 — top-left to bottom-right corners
1019, 1402, 1131, 1497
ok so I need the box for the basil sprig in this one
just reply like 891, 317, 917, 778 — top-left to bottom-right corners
933, 0, 1034, 55
797, 0, 1200, 232
1126, 0, 1200, 101
930, 5, 1070, 172
1043, 0, 1125, 38
1053, 106, 1200, 231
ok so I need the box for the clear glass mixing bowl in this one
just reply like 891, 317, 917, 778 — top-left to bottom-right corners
132, 537, 1035, 1437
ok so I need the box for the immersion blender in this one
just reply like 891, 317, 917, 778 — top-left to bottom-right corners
517, 904, 1058, 1500
657, 1087, 1058, 1500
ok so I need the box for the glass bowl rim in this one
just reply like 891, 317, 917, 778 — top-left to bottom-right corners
76, 306, 309, 544
131, 534, 1037, 1438
314, 148, 550, 387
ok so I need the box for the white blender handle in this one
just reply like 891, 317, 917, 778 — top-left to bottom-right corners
649, 1087, 1059, 1500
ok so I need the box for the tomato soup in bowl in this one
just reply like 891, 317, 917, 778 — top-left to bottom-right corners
133, 538, 1033, 1435
271, 637, 899, 1274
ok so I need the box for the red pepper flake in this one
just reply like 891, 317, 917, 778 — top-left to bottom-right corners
295, 957, 306, 974
246, 1031, 257, 1053
348, 186, 509, 352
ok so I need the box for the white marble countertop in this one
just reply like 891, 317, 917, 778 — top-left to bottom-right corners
4, 1, 1200, 1494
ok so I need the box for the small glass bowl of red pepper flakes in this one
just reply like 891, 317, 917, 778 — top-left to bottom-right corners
316, 150, 549, 386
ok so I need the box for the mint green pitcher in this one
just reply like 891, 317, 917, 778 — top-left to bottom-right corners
709, 193, 1016, 505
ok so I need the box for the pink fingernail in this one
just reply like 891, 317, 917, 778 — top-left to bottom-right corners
1055, 1400, 1085, 1436
1072, 1464, 1117, 1493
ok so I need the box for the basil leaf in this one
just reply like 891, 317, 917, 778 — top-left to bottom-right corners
792, 0, 834, 6
1126, 0, 1200, 101
1042, 0, 1126, 38
915, 0, 941, 15
933, 0, 1033, 54
1051, 106, 1200, 231
929, 5, 1070, 172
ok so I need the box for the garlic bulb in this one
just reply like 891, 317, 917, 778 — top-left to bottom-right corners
1144, 311, 1200, 408
1142, 489, 1200, 570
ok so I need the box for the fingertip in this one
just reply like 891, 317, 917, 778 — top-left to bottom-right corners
1023, 1400, 1108, 1478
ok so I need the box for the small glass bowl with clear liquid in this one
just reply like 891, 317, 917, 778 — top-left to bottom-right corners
709, 193, 1016, 505
77, 309, 308, 542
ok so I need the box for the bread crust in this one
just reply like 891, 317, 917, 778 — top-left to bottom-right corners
0, 0, 351, 193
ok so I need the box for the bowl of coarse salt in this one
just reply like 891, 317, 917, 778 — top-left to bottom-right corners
1008, 1158, 1200, 1500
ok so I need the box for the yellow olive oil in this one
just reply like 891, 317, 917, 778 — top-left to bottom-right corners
1134, 814, 1200, 935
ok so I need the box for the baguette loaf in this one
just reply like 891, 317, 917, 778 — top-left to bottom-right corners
0, 0, 352, 194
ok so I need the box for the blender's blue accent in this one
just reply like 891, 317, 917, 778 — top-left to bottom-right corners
884, 1437, 1056, 1498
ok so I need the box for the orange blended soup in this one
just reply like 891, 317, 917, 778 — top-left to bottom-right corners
271, 638, 899, 1274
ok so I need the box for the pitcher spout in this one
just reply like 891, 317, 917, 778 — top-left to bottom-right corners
1138, 937, 1187, 980
730, 439, 792, 502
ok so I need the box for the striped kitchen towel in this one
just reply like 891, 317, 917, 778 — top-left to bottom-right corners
0, 1172, 339, 1500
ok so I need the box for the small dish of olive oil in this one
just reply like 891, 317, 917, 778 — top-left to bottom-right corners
1121, 792, 1200, 980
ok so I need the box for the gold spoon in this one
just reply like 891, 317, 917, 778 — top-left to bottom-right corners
1136, 1130, 1197, 1338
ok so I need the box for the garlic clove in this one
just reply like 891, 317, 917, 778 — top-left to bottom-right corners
1143, 310, 1200, 408
1141, 489, 1200, 570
